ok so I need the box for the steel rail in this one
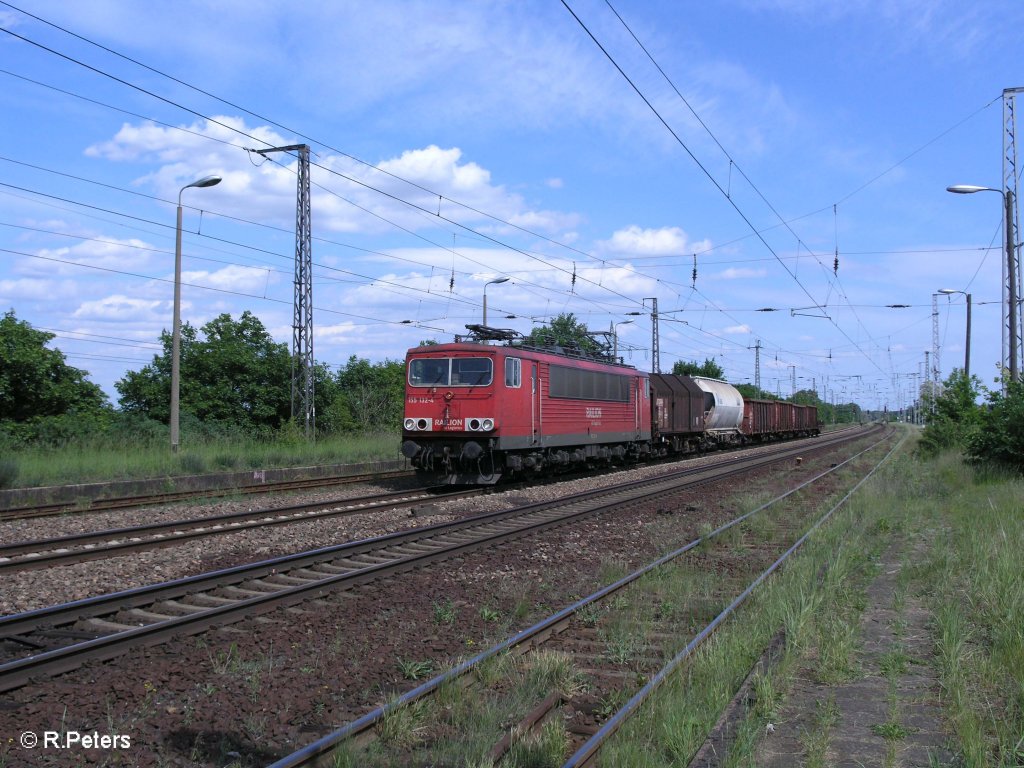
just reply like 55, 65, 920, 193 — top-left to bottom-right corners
0, 467, 415, 521
2, 429, 859, 522
1, 426, 867, 638
0, 427, 879, 694
0, 487, 477, 572
263, 429, 897, 768
561, 432, 908, 767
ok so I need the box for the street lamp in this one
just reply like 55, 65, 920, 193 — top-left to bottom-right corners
172, 175, 221, 452
482, 277, 510, 327
938, 288, 972, 379
612, 319, 633, 359
946, 184, 1018, 382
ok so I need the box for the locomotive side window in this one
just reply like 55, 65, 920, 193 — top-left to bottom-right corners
451, 357, 493, 386
549, 364, 630, 402
505, 357, 521, 388
409, 358, 449, 386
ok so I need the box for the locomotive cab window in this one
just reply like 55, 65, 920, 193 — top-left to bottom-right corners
409, 357, 493, 387
451, 358, 492, 386
505, 357, 521, 388
409, 358, 449, 386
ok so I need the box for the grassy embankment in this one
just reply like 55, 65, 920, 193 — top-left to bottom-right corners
0, 431, 400, 489
601, 436, 1023, 767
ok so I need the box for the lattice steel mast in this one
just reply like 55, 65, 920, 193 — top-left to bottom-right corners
644, 297, 660, 373
932, 293, 941, 388
748, 340, 762, 391
256, 144, 315, 437
1004, 88, 1023, 383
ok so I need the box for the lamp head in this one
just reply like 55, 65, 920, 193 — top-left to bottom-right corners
946, 184, 995, 194
937, 288, 958, 295
487, 276, 510, 286
187, 175, 222, 190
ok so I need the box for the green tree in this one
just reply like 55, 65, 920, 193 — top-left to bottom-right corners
791, 389, 822, 406
735, 383, 778, 401
116, 311, 292, 436
671, 358, 725, 378
524, 313, 600, 356
326, 356, 406, 432
918, 369, 982, 455
0, 309, 108, 422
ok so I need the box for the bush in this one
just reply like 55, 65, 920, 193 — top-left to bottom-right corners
919, 369, 983, 458
965, 381, 1024, 473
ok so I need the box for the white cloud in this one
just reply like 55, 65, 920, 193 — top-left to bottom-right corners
597, 226, 711, 257
718, 267, 767, 280
0, 278, 65, 302
181, 265, 272, 293
88, 120, 581, 238
74, 295, 164, 320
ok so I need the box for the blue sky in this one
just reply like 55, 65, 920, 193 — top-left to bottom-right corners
2, 0, 1022, 413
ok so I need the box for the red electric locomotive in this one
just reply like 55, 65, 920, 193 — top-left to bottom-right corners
401, 328, 652, 484
401, 326, 819, 485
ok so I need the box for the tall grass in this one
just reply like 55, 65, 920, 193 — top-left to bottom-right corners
3, 430, 400, 488
925, 454, 1024, 767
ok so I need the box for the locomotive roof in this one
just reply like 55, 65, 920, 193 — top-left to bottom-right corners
405, 340, 644, 373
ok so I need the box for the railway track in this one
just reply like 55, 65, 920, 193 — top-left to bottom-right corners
1, 430, 859, 523
0, 430, 860, 573
0, 466, 415, 522
0, 486, 478, 573
265, 427, 900, 767
0, 427, 876, 694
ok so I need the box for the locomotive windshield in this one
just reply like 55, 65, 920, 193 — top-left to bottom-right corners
409, 357, 493, 387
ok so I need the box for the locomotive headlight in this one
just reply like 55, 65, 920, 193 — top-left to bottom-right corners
482, 418, 495, 431
416, 418, 430, 430
468, 418, 481, 431
403, 418, 416, 430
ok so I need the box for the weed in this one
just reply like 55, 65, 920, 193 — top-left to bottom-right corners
577, 602, 603, 627
242, 713, 268, 741
377, 700, 428, 749
512, 598, 532, 620
800, 696, 840, 768
527, 651, 580, 694
656, 599, 676, 620
397, 658, 434, 680
433, 598, 457, 625
475, 651, 518, 687
879, 646, 909, 677
505, 718, 569, 768
209, 642, 238, 675
752, 672, 778, 719
604, 635, 640, 666
479, 606, 500, 622
598, 558, 630, 584
329, 744, 362, 768
871, 720, 911, 740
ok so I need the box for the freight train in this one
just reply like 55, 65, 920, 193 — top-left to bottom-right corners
400, 326, 819, 485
